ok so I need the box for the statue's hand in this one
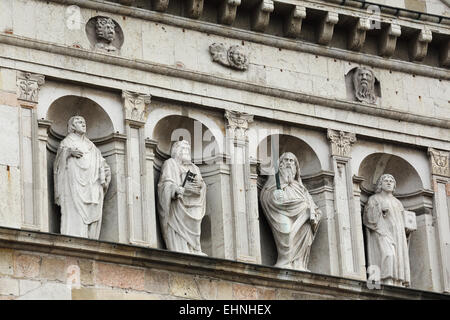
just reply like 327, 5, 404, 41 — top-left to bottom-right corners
274, 189, 285, 202
184, 182, 202, 196
69, 148, 83, 158
175, 186, 185, 199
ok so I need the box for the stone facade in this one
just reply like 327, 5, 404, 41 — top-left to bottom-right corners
0, 0, 449, 299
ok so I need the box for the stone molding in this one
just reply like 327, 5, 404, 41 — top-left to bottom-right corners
428, 148, 450, 177
40, 0, 450, 69
16, 71, 45, 103
0, 227, 448, 300
2, 34, 449, 132
327, 129, 357, 158
122, 91, 151, 125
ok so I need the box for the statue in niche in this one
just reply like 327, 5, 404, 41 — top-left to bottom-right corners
94, 17, 117, 52
157, 140, 207, 255
363, 174, 416, 287
260, 152, 321, 271
353, 67, 376, 104
209, 43, 249, 70
54, 116, 111, 239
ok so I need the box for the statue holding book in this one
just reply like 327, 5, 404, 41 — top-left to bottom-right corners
260, 152, 321, 271
157, 140, 207, 255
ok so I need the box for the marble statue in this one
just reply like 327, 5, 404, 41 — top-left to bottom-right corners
209, 43, 249, 70
353, 67, 376, 104
94, 17, 117, 52
54, 116, 111, 239
363, 174, 415, 287
157, 140, 207, 255
260, 152, 321, 271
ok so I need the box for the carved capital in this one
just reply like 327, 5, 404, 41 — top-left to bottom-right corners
428, 148, 450, 177
218, 0, 241, 25
327, 129, 356, 158
16, 71, 45, 103
251, 0, 274, 32
317, 12, 339, 45
186, 0, 204, 19
225, 110, 253, 142
348, 17, 370, 51
122, 91, 151, 125
151, 0, 169, 12
409, 27, 432, 62
379, 23, 401, 58
283, 5, 306, 39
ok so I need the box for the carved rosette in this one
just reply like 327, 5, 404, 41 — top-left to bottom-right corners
428, 148, 450, 177
225, 110, 253, 142
16, 72, 45, 103
209, 43, 249, 70
327, 129, 356, 158
122, 91, 151, 125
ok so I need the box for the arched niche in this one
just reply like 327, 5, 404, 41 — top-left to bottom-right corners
358, 152, 433, 290
152, 115, 221, 255
357, 153, 430, 213
47, 95, 114, 141
256, 134, 323, 268
45, 95, 115, 235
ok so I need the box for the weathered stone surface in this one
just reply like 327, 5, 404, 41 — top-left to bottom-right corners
14, 253, 41, 278
144, 269, 170, 294
0, 249, 14, 275
0, 277, 19, 296
72, 288, 167, 300
232, 283, 258, 299
169, 273, 201, 299
40, 256, 67, 282
94, 262, 145, 291
19, 279, 41, 295
17, 282, 71, 300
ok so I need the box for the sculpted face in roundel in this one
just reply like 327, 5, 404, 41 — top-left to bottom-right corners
95, 17, 116, 43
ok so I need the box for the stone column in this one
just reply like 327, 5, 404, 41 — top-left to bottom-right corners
327, 129, 366, 280
122, 91, 157, 247
16, 72, 45, 231
428, 148, 450, 293
36, 119, 52, 232
224, 110, 261, 263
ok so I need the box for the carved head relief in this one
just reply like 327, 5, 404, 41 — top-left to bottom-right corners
86, 16, 124, 53
209, 43, 249, 70
68, 116, 87, 135
353, 67, 377, 104
95, 17, 116, 43
279, 152, 301, 184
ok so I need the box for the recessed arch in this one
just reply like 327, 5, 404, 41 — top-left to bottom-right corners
46, 95, 114, 140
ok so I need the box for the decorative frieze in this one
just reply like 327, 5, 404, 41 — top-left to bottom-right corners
283, 5, 306, 39
218, 0, 241, 25
410, 27, 432, 62
16, 72, 45, 103
379, 23, 401, 58
122, 91, 151, 125
209, 43, 249, 70
317, 12, 339, 45
348, 17, 370, 51
327, 129, 356, 158
251, 0, 274, 32
428, 148, 450, 177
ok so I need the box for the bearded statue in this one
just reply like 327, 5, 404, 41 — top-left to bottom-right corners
353, 67, 376, 104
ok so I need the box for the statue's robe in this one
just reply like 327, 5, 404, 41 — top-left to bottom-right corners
54, 133, 110, 239
363, 193, 410, 286
157, 158, 206, 255
260, 175, 320, 270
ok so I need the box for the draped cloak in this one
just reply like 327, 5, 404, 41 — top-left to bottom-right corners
157, 158, 206, 255
260, 175, 321, 270
363, 193, 410, 286
54, 133, 110, 239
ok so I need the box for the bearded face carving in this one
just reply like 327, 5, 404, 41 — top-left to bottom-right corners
353, 67, 376, 104
95, 17, 117, 52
